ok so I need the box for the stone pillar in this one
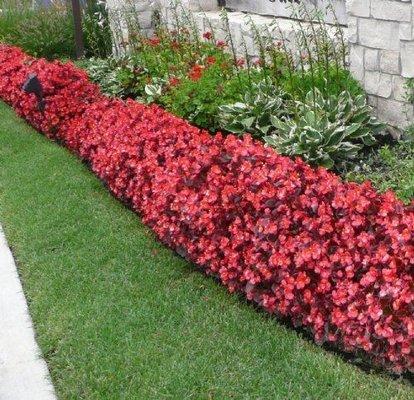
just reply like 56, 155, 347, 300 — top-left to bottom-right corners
347, 0, 414, 129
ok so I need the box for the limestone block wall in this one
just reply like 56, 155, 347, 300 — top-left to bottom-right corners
225, 0, 348, 25
106, 0, 157, 50
106, 0, 414, 128
156, 1, 343, 59
347, 0, 414, 128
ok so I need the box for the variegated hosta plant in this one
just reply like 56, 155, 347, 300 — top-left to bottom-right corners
218, 80, 287, 138
265, 89, 385, 169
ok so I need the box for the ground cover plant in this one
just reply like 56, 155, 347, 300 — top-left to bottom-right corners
82, 1, 381, 171
1, 101, 413, 400
347, 138, 414, 204
0, 45, 413, 375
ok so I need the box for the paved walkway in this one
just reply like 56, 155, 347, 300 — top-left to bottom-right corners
0, 226, 56, 400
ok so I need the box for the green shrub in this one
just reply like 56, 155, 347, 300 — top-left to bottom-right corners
81, 56, 132, 97
0, 2, 75, 59
265, 89, 384, 169
160, 65, 251, 132
346, 139, 414, 203
404, 78, 414, 104
219, 80, 287, 138
0, 0, 111, 59
284, 66, 364, 100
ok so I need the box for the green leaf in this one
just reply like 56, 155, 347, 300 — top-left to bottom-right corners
241, 116, 256, 129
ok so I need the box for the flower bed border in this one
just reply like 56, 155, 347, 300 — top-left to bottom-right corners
0, 45, 412, 374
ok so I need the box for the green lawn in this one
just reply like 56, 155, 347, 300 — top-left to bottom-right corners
0, 101, 412, 399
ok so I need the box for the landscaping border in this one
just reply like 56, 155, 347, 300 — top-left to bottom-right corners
0, 45, 412, 374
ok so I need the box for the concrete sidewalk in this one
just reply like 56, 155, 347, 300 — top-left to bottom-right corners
0, 226, 56, 400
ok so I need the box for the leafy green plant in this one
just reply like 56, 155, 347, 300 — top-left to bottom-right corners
284, 66, 364, 100
83, 0, 112, 58
84, 56, 151, 98
404, 78, 414, 104
160, 64, 245, 131
219, 80, 287, 138
83, 57, 127, 97
265, 89, 384, 169
143, 79, 165, 103
346, 139, 414, 203
0, 2, 75, 59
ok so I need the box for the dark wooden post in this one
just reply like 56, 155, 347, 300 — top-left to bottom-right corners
71, 0, 85, 59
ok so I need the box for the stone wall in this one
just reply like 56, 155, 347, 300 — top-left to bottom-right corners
106, 0, 158, 51
347, 0, 414, 128
225, 0, 348, 25
157, 1, 343, 59
106, 0, 414, 129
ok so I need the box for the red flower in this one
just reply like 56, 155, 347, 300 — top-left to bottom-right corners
1, 44, 413, 374
188, 64, 204, 81
203, 31, 212, 40
205, 56, 216, 65
216, 40, 227, 48
168, 76, 181, 87
236, 58, 245, 67
148, 36, 161, 47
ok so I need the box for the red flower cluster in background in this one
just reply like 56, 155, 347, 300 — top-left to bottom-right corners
0, 45, 413, 374
188, 64, 205, 81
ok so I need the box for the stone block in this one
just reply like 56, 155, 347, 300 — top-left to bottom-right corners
364, 71, 393, 98
379, 50, 400, 74
364, 48, 379, 71
367, 94, 378, 109
347, 16, 358, 44
399, 23, 413, 41
392, 75, 409, 102
138, 10, 153, 29
377, 98, 413, 128
347, 0, 370, 18
359, 19, 400, 51
350, 45, 365, 82
226, 0, 347, 25
401, 41, 414, 77
170, 0, 219, 12
371, 0, 411, 22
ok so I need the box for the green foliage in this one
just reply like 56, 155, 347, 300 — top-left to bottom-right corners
0, 0, 111, 59
81, 1, 380, 169
284, 66, 364, 100
346, 139, 414, 203
82, 57, 132, 97
265, 89, 384, 169
160, 65, 250, 132
0, 3, 75, 59
219, 80, 287, 137
405, 78, 414, 104
83, 0, 112, 59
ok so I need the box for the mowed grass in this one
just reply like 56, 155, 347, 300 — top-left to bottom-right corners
0, 101, 412, 400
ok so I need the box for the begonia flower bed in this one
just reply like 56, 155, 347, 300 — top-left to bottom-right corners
0, 45, 412, 373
